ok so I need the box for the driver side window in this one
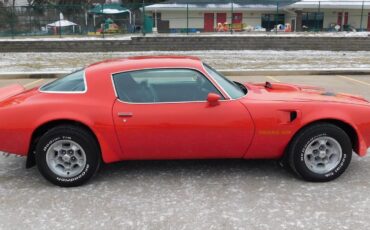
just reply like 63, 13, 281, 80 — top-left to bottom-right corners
113, 69, 223, 103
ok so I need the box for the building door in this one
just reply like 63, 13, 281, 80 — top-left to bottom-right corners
344, 12, 349, 25
337, 12, 349, 27
216, 13, 227, 24
337, 12, 342, 26
152, 12, 161, 28
368, 13, 370, 31
232, 13, 243, 24
204, 13, 214, 32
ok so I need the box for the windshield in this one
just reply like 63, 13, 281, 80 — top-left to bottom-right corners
40, 69, 86, 92
203, 64, 246, 99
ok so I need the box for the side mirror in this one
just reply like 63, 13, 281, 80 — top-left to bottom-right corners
207, 93, 221, 105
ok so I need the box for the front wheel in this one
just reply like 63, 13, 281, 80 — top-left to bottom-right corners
35, 125, 101, 187
288, 123, 352, 182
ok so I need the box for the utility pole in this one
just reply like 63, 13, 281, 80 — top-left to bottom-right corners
360, 0, 364, 31
186, 3, 189, 35
230, 0, 233, 34
142, 0, 146, 36
275, 0, 279, 34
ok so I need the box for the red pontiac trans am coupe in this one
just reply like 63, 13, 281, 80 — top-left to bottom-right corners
0, 56, 370, 187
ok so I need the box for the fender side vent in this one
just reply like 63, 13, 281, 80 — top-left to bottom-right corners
290, 111, 298, 122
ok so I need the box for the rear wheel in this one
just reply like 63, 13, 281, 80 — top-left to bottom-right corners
288, 123, 352, 182
35, 125, 101, 187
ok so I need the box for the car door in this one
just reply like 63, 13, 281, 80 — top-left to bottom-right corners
112, 68, 254, 160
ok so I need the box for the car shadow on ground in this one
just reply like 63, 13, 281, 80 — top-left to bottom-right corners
95, 159, 296, 182
3, 155, 363, 188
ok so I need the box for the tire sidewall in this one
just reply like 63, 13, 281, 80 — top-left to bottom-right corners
36, 128, 99, 187
293, 126, 352, 181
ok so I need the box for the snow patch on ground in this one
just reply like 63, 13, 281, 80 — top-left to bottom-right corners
0, 36, 133, 42
1, 50, 370, 73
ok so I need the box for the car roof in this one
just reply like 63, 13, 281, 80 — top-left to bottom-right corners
86, 56, 203, 75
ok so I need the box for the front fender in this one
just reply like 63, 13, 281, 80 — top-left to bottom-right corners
297, 104, 369, 156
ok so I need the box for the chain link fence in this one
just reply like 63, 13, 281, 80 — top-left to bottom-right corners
0, 2, 142, 38
0, 1, 369, 38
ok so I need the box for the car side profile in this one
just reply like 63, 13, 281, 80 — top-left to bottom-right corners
0, 56, 370, 187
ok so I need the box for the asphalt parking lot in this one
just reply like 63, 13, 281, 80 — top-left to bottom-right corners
2, 75, 370, 230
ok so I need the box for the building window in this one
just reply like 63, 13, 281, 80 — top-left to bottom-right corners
302, 12, 324, 31
261, 14, 285, 31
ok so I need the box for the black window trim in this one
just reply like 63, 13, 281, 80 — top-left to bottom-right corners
202, 63, 247, 100
111, 67, 228, 104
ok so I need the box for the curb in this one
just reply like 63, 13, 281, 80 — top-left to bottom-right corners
0, 72, 69, 79
1, 69, 370, 79
221, 69, 370, 76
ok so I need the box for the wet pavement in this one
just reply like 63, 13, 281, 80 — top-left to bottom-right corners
1, 75, 370, 229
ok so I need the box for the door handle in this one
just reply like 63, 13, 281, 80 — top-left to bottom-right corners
118, 112, 133, 117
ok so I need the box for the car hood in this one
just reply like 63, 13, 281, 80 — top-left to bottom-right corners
243, 82, 369, 105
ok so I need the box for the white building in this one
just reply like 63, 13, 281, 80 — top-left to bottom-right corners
290, 0, 370, 31
144, 0, 370, 32
0, 0, 28, 6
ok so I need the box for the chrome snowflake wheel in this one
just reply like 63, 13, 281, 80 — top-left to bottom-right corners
46, 140, 87, 178
303, 136, 343, 174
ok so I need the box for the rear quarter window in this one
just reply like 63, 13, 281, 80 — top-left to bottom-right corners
40, 69, 86, 92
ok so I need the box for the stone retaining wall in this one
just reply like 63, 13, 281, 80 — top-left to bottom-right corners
0, 36, 369, 52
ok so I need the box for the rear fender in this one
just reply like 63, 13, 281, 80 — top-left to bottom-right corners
0, 84, 25, 101
30, 112, 123, 164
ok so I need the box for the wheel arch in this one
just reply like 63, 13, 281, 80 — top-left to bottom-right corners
289, 118, 359, 155
26, 119, 101, 168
